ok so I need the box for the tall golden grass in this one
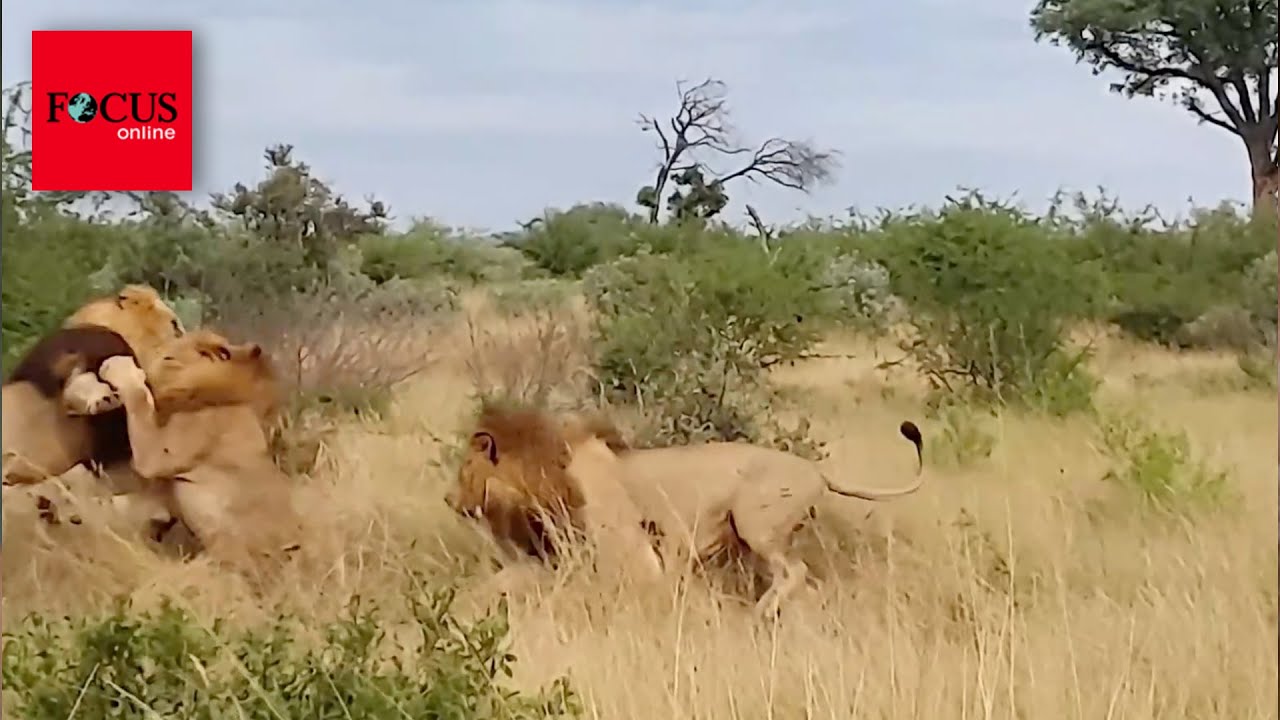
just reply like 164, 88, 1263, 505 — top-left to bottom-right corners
3, 295, 1276, 719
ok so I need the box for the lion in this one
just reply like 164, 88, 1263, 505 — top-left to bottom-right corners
600, 422, 926, 618
446, 404, 663, 582
61, 283, 188, 416
2, 285, 186, 486
95, 329, 300, 578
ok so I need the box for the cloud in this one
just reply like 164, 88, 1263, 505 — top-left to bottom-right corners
1, 0, 1254, 230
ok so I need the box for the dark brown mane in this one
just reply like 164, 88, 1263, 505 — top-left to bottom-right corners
5, 324, 137, 467
6, 325, 134, 397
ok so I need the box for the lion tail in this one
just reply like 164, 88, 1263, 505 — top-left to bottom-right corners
822, 421, 924, 501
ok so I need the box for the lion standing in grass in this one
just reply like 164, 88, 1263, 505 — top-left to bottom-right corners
446, 404, 664, 582
2, 285, 186, 486
97, 329, 302, 579
605, 422, 926, 618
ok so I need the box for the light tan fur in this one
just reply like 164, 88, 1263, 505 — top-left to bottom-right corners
98, 330, 301, 580
446, 404, 663, 582
599, 423, 926, 618
65, 285, 185, 365
1, 382, 94, 484
2, 286, 185, 486
61, 284, 187, 416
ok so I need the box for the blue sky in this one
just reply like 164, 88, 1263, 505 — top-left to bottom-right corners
2, 0, 1258, 233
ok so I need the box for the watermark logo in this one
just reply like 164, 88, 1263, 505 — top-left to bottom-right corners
32, 30, 192, 191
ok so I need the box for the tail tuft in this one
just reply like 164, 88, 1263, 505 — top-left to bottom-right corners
899, 421, 923, 469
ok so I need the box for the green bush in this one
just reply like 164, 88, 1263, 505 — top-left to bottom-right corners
583, 240, 833, 453
0, 211, 130, 372
1095, 409, 1235, 514
508, 203, 647, 277
1071, 201, 1276, 348
3, 587, 581, 720
867, 194, 1100, 413
361, 219, 534, 285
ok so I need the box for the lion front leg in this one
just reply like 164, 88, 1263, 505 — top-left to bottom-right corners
99, 356, 202, 478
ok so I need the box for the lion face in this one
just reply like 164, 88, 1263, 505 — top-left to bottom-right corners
449, 408, 585, 523
448, 431, 501, 518
451, 425, 585, 561
65, 285, 185, 356
145, 329, 280, 419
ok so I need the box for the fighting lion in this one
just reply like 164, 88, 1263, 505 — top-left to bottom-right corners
2, 285, 186, 485
96, 328, 302, 578
451, 404, 927, 618
446, 403, 664, 582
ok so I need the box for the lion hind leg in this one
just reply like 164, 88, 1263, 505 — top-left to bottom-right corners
730, 507, 810, 619
751, 549, 808, 620
63, 371, 121, 416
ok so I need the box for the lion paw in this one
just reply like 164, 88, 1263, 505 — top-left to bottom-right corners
34, 494, 82, 526
84, 388, 123, 414
99, 355, 147, 391
63, 372, 122, 415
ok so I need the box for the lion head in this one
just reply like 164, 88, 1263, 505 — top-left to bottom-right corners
145, 329, 281, 423
448, 404, 590, 560
64, 285, 185, 363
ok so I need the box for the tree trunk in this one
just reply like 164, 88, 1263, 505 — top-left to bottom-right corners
1247, 131, 1279, 214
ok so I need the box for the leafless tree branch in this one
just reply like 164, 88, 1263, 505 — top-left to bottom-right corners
636, 77, 839, 223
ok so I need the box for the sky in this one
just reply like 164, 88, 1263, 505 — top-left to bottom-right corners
1, 0, 1261, 233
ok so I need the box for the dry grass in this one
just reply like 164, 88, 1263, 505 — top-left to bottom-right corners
3, 302, 1276, 720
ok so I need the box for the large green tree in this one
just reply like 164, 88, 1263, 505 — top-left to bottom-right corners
1032, 0, 1278, 208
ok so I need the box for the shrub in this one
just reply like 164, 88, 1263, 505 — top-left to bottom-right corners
3, 587, 582, 719
465, 296, 593, 409
221, 281, 457, 419
361, 219, 534, 285
1095, 409, 1235, 514
508, 203, 646, 277
583, 242, 829, 454
0, 212, 129, 372
869, 194, 1100, 413
1076, 201, 1276, 348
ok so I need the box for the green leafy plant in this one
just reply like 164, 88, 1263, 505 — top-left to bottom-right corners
870, 193, 1100, 414
4, 586, 581, 720
1095, 409, 1235, 514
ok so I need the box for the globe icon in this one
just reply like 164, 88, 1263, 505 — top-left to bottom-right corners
67, 92, 97, 123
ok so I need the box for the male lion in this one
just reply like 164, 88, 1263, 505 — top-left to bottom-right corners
96, 329, 301, 578
602, 422, 926, 619
62, 284, 188, 415
446, 404, 663, 582
2, 285, 185, 486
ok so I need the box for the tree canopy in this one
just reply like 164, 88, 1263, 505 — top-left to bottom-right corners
1031, 0, 1278, 207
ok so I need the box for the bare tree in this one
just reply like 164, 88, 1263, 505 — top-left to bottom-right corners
635, 78, 839, 223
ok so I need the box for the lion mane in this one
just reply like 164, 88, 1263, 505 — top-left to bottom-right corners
452, 403, 586, 561
448, 403, 664, 580
2, 285, 185, 485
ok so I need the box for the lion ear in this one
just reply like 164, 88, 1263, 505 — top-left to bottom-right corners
470, 431, 498, 464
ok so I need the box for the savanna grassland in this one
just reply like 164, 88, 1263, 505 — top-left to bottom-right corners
2, 100, 1279, 718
